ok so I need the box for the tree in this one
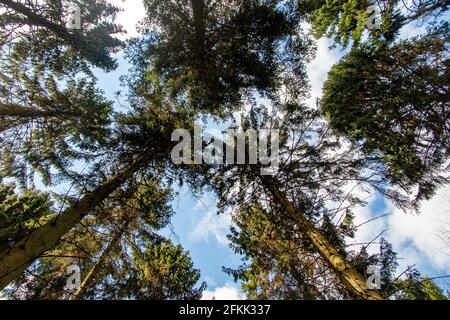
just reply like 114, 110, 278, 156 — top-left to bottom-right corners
137, 0, 313, 115
0, 0, 124, 187
3, 177, 205, 300
126, 7, 391, 299
0, 64, 198, 292
0, 0, 124, 72
321, 24, 449, 203
0, 183, 53, 253
0, 154, 149, 290
133, 2, 394, 298
0, 109, 191, 290
0, 3, 201, 295
225, 201, 448, 300
121, 240, 205, 300
2, 0, 447, 301
393, 269, 449, 300
300, 0, 449, 47
0, 71, 113, 187
72, 219, 129, 300
197, 103, 405, 299
225, 203, 348, 299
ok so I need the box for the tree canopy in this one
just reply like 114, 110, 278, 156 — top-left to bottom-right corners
0, 0, 448, 300
321, 23, 449, 203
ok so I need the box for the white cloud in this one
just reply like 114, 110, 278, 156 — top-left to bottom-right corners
189, 210, 232, 246
305, 36, 345, 108
350, 185, 450, 275
202, 275, 217, 288
202, 283, 243, 300
386, 185, 450, 271
109, 0, 146, 39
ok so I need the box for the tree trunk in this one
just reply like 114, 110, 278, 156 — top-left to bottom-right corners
0, 155, 149, 290
258, 175, 383, 300
72, 221, 129, 300
191, 0, 206, 47
190, 0, 209, 81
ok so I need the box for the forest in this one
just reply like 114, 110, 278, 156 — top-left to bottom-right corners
0, 0, 449, 300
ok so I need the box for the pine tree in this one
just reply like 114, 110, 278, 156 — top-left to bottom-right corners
0, 59, 199, 292
393, 269, 449, 300
224, 203, 347, 299
0, 0, 123, 186
320, 23, 449, 203
0, 183, 53, 253
300, 0, 449, 47
225, 201, 448, 300
298, 0, 450, 204
120, 240, 205, 300
138, 0, 313, 115
0, 0, 124, 71
1, 0, 448, 301
0, 71, 113, 187
143, 6, 443, 294
3, 177, 205, 300
196, 104, 399, 299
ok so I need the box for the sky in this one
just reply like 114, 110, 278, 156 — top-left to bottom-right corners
93, 1, 449, 299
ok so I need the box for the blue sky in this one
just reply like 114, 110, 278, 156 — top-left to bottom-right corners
89, 2, 450, 298
93, 54, 244, 298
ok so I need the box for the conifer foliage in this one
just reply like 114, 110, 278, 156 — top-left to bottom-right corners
0, 0, 448, 300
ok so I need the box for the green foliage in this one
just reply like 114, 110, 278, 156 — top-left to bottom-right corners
211, 105, 392, 299
226, 201, 448, 300
394, 269, 449, 300
0, 183, 52, 252
0, 0, 124, 72
225, 203, 348, 299
137, 0, 314, 116
3, 215, 106, 300
0, 0, 122, 187
127, 240, 205, 300
0, 70, 113, 186
321, 24, 449, 203
1, 0, 448, 301
4, 179, 205, 300
309, 0, 374, 47
303, 0, 448, 47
